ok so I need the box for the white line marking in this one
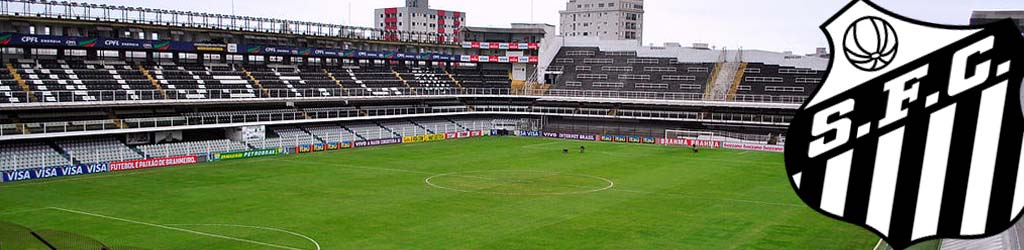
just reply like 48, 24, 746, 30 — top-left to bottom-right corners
913, 103, 957, 240
165, 224, 320, 250
962, 81, 1008, 235
424, 170, 615, 195
284, 160, 799, 207
48, 207, 310, 250
611, 189, 805, 208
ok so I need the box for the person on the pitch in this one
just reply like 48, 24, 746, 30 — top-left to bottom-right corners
692, 143, 699, 153
579, 145, 585, 153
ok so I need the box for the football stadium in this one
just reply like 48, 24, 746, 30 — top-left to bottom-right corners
0, 0, 1019, 249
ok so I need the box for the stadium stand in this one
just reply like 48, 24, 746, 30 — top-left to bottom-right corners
344, 123, 397, 140
0, 68, 25, 103
332, 66, 406, 96
452, 68, 512, 89
0, 0, 812, 174
379, 120, 429, 136
400, 67, 460, 91
246, 64, 339, 98
146, 62, 260, 99
0, 142, 71, 171
547, 47, 715, 93
58, 137, 144, 165
735, 63, 824, 98
303, 123, 362, 143
414, 120, 465, 133
454, 118, 497, 131
137, 139, 250, 158
12, 59, 160, 102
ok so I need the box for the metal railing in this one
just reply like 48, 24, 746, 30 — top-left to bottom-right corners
542, 89, 806, 104
0, 105, 792, 138
0, 87, 806, 105
0, 88, 513, 104
0, 0, 459, 44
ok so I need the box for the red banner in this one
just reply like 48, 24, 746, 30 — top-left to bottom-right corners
460, 42, 540, 50
658, 138, 722, 148
110, 155, 198, 172
470, 130, 484, 137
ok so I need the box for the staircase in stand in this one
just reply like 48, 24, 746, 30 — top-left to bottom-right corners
710, 62, 741, 101
392, 69, 413, 91
324, 69, 347, 91
374, 122, 402, 137
446, 118, 470, 131
138, 65, 168, 99
410, 120, 435, 134
7, 63, 36, 102
726, 62, 749, 101
443, 70, 464, 90
242, 67, 271, 97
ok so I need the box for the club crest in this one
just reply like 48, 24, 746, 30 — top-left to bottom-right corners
784, 0, 1024, 248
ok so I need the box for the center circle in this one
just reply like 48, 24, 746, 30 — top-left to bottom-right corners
424, 170, 615, 195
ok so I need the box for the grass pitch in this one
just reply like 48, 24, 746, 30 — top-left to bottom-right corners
0, 137, 877, 249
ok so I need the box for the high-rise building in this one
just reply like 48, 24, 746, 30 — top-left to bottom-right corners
970, 10, 1024, 33
375, 0, 465, 42
559, 0, 644, 43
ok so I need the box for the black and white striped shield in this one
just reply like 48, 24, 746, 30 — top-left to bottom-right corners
784, 0, 1024, 249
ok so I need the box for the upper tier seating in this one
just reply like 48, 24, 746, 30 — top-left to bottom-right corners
326, 66, 405, 96
147, 63, 258, 99
0, 68, 27, 103
13, 59, 160, 102
735, 63, 823, 98
247, 64, 338, 98
398, 68, 458, 91
0, 142, 71, 170
1, 61, 515, 103
452, 68, 511, 89
547, 48, 715, 93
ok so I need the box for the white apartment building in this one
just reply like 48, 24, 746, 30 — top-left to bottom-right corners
374, 0, 465, 42
559, 0, 644, 43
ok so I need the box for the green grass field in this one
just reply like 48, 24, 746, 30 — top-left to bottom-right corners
0, 137, 878, 249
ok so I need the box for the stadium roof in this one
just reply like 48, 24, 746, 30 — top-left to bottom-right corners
462, 26, 549, 34
559, 37, 830, 70
971, 10, 1024, 19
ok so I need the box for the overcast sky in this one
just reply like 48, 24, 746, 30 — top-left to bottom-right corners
80, 0, 1020, 53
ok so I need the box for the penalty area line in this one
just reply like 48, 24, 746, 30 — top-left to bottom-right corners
47, 207, 311, 250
